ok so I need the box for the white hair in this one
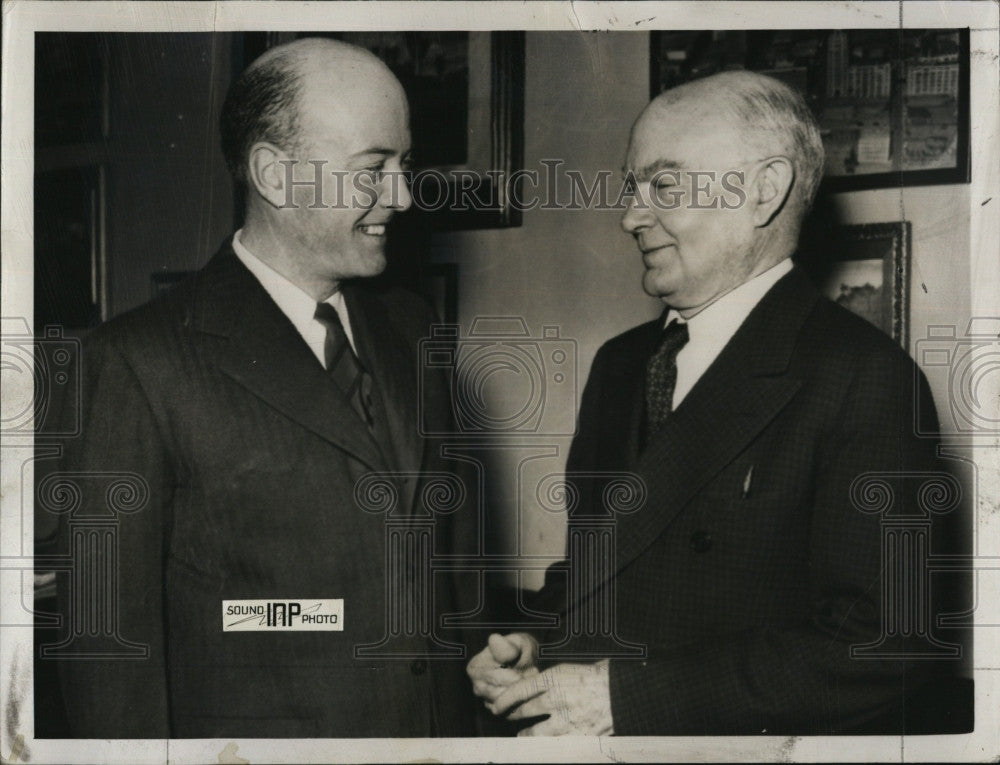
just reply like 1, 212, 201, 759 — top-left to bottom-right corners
657, 70, 826, 211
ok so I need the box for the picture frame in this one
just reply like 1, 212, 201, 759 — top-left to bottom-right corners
802, 220, 911, 348
239, 31, 525, 230
650, 29, 970, 192
34, 165, 107, 331
34, 32, 112, 334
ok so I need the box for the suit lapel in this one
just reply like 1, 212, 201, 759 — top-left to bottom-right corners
192, 245, 387, 472
613, 376, 802, 576
609, 267, 820, 581
344, 284, 425, 513
599, 320, 662, 466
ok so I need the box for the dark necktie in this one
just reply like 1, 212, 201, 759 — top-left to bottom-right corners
644, 319, 690, 438
314, 302, 375, 429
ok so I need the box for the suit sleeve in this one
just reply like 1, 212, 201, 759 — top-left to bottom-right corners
54, 335, 173, 738
608, 347, 945, 734
528, 344, 609, 625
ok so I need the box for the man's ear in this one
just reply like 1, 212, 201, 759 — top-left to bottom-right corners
749, 156, 794, 228
246, 142, 291, 209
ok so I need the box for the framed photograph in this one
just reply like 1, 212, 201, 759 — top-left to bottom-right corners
34, 165, 106, 331
34, 32, 112, 333
801, 221, 911, 347
650, 29, 970, 191
241, 31, 525, 230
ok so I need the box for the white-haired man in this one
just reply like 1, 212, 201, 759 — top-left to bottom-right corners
468, 71, 951, 735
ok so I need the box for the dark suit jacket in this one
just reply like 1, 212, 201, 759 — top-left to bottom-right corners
534, 266, 958, 735
52, 241, 478, 738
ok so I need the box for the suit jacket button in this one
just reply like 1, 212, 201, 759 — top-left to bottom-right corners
690, 531, 712, 553
410, 659, 427, 675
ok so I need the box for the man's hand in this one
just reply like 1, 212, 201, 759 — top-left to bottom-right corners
491, 659, 614, 736
467, 632, 540, 705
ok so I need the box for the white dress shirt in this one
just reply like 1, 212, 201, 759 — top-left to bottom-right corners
665, 258, 793, 409
231, 229, 358, 365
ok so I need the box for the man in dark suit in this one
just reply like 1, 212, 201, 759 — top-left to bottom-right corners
467, 71, 957, 735
51, 37, 476, 738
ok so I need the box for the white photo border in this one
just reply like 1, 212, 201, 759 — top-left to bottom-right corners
3, 2, 998, 762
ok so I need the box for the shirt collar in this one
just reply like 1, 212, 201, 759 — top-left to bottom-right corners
232, 229, 343, 335
664, 258, 793, 343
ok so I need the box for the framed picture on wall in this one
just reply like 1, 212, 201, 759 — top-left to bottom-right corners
799, 221, 911, 348
34, 32, 113, 334
239, 31, 525, 230
34, 165, 107, 331
650, 29, 970, 191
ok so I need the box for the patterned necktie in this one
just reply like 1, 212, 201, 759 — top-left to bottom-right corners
644, 319, 690, 438
314, 302, 375, 429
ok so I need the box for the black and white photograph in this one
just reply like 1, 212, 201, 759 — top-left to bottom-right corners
2, 2, 998, 762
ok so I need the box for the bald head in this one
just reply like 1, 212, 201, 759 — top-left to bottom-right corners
220, 37, 404, 187
642, 70, 824, 214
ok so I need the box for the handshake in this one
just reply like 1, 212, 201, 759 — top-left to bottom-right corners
466, 633, 614, 736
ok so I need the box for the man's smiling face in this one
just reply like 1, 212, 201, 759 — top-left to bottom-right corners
283, 55, 413, 285
621, 96, 762, 313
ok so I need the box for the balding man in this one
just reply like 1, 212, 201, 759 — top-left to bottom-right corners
54, 38, 476, 738
468, 71, 948, 735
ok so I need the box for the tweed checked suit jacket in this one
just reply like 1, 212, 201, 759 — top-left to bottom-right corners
534, 266, 951, 735
52, 240, 478, 738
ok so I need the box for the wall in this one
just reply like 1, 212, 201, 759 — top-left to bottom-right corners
829, 185, 971, 434
432, 32, 974, 588
431, 33, 662, 585
106, 34, 234, 317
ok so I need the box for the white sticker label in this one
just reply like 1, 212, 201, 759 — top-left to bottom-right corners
222, 599, 344, 631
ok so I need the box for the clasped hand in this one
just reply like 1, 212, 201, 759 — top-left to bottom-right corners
466, 632, 613, 736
